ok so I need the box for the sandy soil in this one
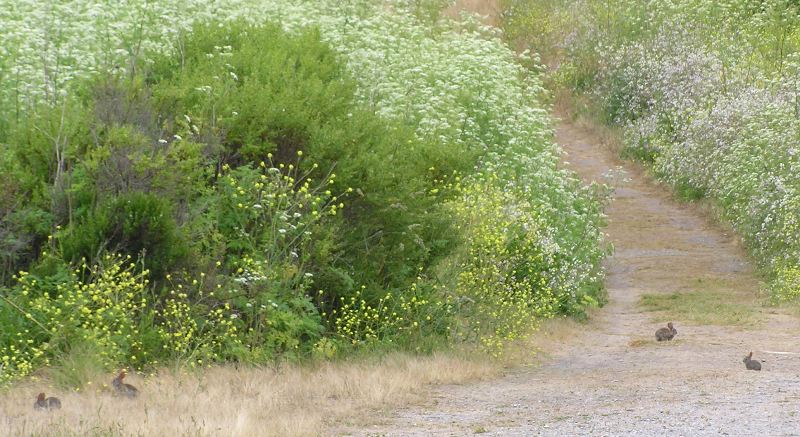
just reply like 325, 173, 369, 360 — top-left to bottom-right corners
343, 120, 800, 436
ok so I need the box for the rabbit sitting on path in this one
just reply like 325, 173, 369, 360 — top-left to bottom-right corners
743, 351, 762, 371
655, 322, 677, 341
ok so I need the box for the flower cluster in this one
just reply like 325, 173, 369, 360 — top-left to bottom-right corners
535, 0, 800, 299
333, 281, 442, 346
0, 255, 147, 384
449, 173, 557, 355
156, 279, 240, 366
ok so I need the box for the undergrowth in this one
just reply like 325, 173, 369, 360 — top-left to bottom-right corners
503, 0, 800, 302
0, 1, 608, 386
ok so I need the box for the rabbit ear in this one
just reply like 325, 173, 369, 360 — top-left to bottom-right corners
37, 393, 45, 401
748, 352, 753, 358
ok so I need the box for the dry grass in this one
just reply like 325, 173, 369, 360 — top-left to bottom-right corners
0, 352, 497, 436
444, 0, 502, 25
627, 338, 651, 348
0, 316, 586, 436
627, 337, 686, 348
525, 316, 587, 352
499, 315, 592, 367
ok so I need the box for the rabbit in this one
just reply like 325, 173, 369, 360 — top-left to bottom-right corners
112, 370, 139, 398
743, 351, 762, 371
655, 322, 677, 341
33, 392, 61, 411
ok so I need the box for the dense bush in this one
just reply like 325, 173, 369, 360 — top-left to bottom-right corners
0, 1, 608, 385
145, 22, 471, 295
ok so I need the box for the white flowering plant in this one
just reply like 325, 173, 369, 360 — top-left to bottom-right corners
0, 0, 610, 383
506, 0, 800, 300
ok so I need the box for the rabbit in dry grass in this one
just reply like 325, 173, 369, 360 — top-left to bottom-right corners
33, 392, 61, 411
655, 322, 677, 341
743, 351, 762, 371
112, 370, 139, 398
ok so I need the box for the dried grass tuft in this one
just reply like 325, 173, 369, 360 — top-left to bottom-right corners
0, 352, 497, 436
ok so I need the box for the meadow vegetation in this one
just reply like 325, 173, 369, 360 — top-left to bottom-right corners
0, 0, 608, 389
0, 352, 498, 436
503, 0, 800, 301
640, 291, 761, 327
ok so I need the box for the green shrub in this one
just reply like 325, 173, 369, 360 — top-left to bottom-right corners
59, 191, 187, 279
773, 264, 800, 302
144, 21, 472, 300
194, 160, 341, 361
0, 256, 149, 385
0, 3, 610, 385
448, 173, 557, 355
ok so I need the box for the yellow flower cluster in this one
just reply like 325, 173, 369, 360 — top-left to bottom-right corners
1, 255, 147, 383
333, 281, 436, 346
218, 152, 345, 257
0, 254, 252, 384
773, 265, 800, 302
157, 286, 240, 367
0, 336, 44, 385
449, 173, 557, 357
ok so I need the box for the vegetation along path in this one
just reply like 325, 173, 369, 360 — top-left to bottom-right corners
351, 120, 800, 436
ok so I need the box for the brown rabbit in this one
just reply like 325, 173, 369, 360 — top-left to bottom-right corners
743, 351, 762, 371
655, 322, 677, 341
33, 392, 61, 411
112, 370, 139, 398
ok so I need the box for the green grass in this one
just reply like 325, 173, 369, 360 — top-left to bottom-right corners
639, 290, 761, 326
620, 144, 658, 164
44, 343, 109, 389
673, 179, 706, 201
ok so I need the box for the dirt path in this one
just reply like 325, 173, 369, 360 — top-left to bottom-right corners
347, 121, 800, 436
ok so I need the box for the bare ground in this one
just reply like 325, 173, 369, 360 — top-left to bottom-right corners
345, 121, 800, 436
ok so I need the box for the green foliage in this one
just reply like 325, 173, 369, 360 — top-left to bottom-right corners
506, 0, 800, 301
45, 342, 109, 389
0, 256, 150, 385
0, 24, 370, 382
195, 161, 341, 361
146, 21, 469, 297
502, 0, 572, 63
640, 290, 761, 326
449, 173, 557, 355
672, 178, 706, 201
330, 272, 456, 352
59, 192, 187, 279
0, 4, 610, 385
154, 278, 240, 366
147, 23, 352, 165
0, 255, 246, 386
772, 264, 800, 302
